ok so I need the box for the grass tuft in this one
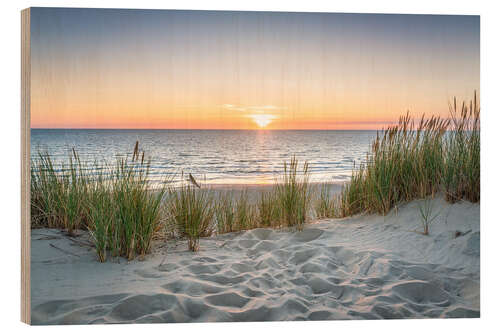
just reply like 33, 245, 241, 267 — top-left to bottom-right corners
167, 178, 214, 252
418, 197, 440, 235
442, 92, 480, 203
314, 183, 338, 219
215, 192, 236, 234
234, 190, 257, 230
258, 190, 280, 227
275, 157, 312, 230
31, 146, 169, 261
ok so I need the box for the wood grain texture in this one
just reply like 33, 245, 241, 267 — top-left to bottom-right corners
21, 7, 31, 325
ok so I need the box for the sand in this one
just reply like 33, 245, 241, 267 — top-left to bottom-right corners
208, 183, 343, 204
30, 195, 479, 324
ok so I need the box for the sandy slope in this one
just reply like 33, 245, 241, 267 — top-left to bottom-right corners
30, 196, 479, 324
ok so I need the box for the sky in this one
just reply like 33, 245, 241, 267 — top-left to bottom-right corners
30, 8, 479, 130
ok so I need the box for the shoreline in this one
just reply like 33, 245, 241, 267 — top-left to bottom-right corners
31, 195, 479, 324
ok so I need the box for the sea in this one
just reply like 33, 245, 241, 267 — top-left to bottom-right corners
30, 129, 377, 186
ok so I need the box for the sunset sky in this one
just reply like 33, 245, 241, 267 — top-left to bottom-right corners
30, 8, 479, 130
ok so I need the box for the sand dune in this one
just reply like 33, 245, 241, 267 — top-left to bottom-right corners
31, 196, 479, 324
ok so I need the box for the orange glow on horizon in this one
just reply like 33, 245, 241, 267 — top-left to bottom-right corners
30, 99, 458, 130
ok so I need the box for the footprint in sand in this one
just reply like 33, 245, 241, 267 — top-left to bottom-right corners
205, 292, 251, 308
291, 228, 324, 242
134, 269, 164, 279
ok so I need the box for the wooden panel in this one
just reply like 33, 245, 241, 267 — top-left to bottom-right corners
21, 7, 31, 325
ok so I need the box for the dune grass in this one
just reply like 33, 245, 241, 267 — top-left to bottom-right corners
31, 148, 169, 261
417, 197, 441, 235
167, 182, 215, 252
275, 157, 312, 230
234, 190, 258, 230
442, 94, 480, 203
339, 93, 480, 217
213, 190, 258, 233
213, 158, 311, 235
314, 183, 338, 219
258, 190, 280, 227
110, 159, 167, 259
31, 150, 90, 234
87, 185, 114, 262
215, 192, 236, 234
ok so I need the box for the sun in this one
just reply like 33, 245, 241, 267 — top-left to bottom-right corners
249, 114, 276, 128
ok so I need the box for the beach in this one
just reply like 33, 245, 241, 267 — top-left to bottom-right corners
31, 193, 479, 324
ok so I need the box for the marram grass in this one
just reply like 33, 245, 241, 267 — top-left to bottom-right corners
31, 148, 169, 262
257, 190, 280, 228
214, 158, 312, 235
215, 192, 236, 234
167, 179, 215, 252
339, 92, 480, 217
275, 157, 312, 230
314, 183, 338, 219
442, 94, 480, 203
30, 150, 91, 234
234, 190, 258, 230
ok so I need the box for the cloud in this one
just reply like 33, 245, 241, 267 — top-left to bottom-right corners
221, 104, 286, 113
247, 105, 283, 111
